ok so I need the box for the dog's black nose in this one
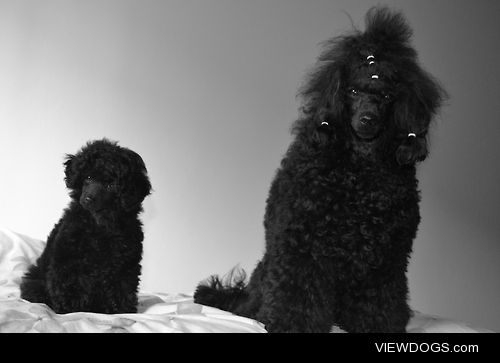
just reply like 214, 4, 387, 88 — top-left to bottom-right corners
360, 116, 373, 125
360, 114, 376, 126
84, 195, 94, 203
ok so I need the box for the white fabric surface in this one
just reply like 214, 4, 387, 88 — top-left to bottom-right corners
0, 227, 265, 332
0, 292, 266, 333
0, 226, 493, 333
0, 227, 45, 299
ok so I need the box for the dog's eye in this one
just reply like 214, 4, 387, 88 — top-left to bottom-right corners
85, 176, 93, 183
350, 88, 358, 95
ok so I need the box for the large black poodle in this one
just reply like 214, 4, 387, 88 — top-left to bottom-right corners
194, 7, 447, 332
20, 139, 152, 314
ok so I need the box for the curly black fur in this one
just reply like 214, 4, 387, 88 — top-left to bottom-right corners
20, 139, 152, 314
194, 7, 447, 333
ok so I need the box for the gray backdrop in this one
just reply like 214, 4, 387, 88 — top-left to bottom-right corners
0, 0, 498, 331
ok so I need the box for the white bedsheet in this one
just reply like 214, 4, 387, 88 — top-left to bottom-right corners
0, 292, 266, 333
0, 293, 491, 333
0, 226, 493, 333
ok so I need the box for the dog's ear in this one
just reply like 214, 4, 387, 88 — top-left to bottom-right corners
121, 171, 152, 212
63, 154, 77, 188
394, 67, 447, 165
393, 90, 430, 165
396, 134, 428, 165
120, 153, 152, 212
297, 64, 346, 146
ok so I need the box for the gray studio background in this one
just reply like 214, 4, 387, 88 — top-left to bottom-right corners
0, 0, 499, 331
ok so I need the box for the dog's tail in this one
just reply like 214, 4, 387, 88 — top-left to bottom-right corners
194, 267, 249, 313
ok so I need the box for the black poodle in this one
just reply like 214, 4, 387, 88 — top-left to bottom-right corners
194, 7, 447, 332
20, 139, 152, 314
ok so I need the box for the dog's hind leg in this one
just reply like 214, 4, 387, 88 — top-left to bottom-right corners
255, 262, 336, 333
20, 264, 50, 304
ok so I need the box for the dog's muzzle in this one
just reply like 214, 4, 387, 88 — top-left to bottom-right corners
353, 111, 382, 140
80, 182, 110, 212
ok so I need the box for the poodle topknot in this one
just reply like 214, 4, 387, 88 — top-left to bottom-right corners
20, 138, 152, 314
296, 6, 446, 165
194, 6, 447, 332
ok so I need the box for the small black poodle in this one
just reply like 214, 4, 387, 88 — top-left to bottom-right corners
20, 139, 152, 314
194, 7, 447, 332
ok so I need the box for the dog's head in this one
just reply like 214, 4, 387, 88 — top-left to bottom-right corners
64, 139, 152, 215
296, 6, 447, 165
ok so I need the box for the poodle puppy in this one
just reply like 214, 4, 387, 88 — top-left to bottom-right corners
20, 139, 152, 314
194, 7, 447, 332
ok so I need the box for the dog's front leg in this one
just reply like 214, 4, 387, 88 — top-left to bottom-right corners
100, 275, 139, 314
337, 275, 411, 333
46, 263, 92, 313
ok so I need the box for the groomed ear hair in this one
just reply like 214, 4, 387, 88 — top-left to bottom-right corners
294, 43, 351, 145
396, 134, 428, 165
394, 66, 447, 165
120, 153, 152, 212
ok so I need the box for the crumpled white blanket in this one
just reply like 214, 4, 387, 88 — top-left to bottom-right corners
0, 292, 267, 333
0, 293, 492, 333
0, 226, 493, 333
0, 227, 266, 333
